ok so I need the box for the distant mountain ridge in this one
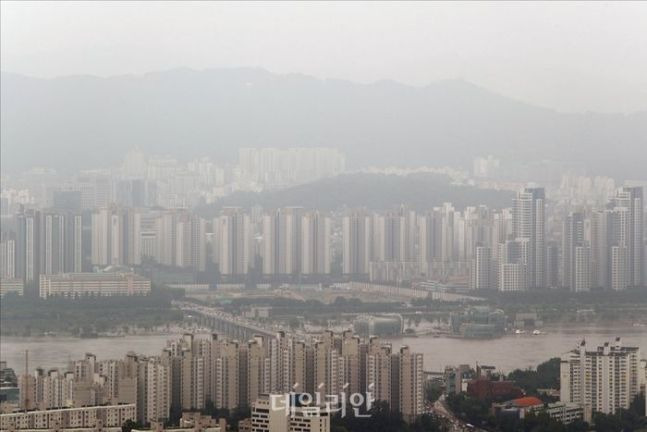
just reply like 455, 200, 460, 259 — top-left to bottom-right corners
1, 68, 645, 178
196, 173, 514, 214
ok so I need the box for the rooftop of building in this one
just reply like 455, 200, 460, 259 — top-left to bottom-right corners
40, 272, 149, 282
509, 396, 544, 408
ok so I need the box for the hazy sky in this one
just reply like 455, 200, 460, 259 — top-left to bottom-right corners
2, 1, 646, 113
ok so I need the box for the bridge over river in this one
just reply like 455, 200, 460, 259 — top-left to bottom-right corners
174, 301, 281, 341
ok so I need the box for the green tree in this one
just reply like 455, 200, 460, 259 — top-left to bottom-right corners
425, 380, 443, 404
288, 317, 301, 330
121, 420, 142, 432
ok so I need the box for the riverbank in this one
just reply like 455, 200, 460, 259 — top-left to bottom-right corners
394, 324, 647, 373
2, 323, 644, 374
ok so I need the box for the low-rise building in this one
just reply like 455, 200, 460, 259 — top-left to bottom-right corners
0, 361, 19, 406
541, 402, 586, 424
450, 306, 506, 339
492, 396, 544, 419
0, 426, 121, 432
0, 403, 136, 430
39, 272, 151, 298
133, 412, 225, 432
238, 418, 252, 432
0, 279, 24, 297
641, 359, 647, 415
250, 394, 330, 432
444, 365, 473, 395
492, 398, 585, 424
512, 312, 543, 329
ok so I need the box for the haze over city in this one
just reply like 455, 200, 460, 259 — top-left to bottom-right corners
0, 2, 646, 432
3, 2, 647, 113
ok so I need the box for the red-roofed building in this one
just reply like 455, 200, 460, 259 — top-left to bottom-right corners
492, 396, 545, 419
509, 396, 543, 408
466, 378, 524, 401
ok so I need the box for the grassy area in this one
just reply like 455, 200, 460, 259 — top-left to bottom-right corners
0, 287, 184, 336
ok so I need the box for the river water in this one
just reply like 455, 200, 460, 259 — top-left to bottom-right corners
1, 325, 645, 374
395, 324, 647, 372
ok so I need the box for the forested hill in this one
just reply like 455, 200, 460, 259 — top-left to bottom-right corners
197, 173, 514, 215
2, 68, 646, 178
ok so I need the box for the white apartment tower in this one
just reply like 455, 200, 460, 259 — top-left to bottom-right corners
513, 187, 546, 290
262, 207, 304, 275
396, 346, 424, 423
136, 356, 171, 424
470, 246, 493, 290
614, 187, 643, 288
342, 212, 371, 275
560, 338, 641, 415
497, 239, 529, 292
301, 211, 331, 275
590, 210, 610, 289
215, 208, 252, 276
91, 207, 124, 267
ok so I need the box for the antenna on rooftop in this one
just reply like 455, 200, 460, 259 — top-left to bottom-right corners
23, 350, 29, 412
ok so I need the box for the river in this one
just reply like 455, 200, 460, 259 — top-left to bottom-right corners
1, 324, 645, 373
394, 324, 647, 372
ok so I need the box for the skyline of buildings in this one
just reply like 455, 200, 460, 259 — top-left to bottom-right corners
3, 3, 646, 431
1, 147, 347, 213
1, 183, 645, 296
3, 146, 641, 217
12, 330, 425, 426
2, 335, 644, 430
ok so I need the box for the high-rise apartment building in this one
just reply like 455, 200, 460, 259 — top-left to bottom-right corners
417, 209, 441, 274
91, 207, 125, 267
560, 338, 641, 415
15, 209, 41, 292
590, 210, 610, 289
562, 212, 591, 292
40, 211, 83, 275
1, 237, 17, 279
136, 355, 171, 424
241, 338, 265, 407
512, 187, 546, 289
91, 208, 208, 271
470, 246, 493, 290
396, 346, 424, 423
545, 242, 560, 289
19, 352, 145, 419
341, 330, 361, 396
262, 208, 303, 276
16, 330, 424, 428
164, 334, 207, 411
613, 187, 644, 288
301, 211, 331, 275
342, 212, 371, 275
214, 339, 240, 410
365, 337, 392, 406
375, 211, 406, 263
609, 206, 631, 291
12, 209, 82, 296
572, 246, 591, 293
497, 239, 528, 292
238, 147, 345, 189
175, 213, 207, 272
214, 208, 252, 276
